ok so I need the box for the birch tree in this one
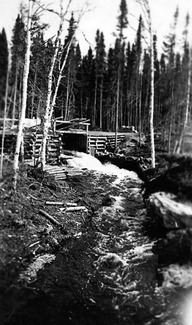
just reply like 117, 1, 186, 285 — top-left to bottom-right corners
13, 0, 33, 185
135, 16, 144, 142
0, 35, 9, 180
148, 3, 155, 168
137, 0, 155, 168
39, 0, 72, 170
177, 14, 191, 153
40, 0, 87, 170
164, 7, 179, 153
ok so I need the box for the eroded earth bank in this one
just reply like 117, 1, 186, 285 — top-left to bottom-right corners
1, 154, 192, 325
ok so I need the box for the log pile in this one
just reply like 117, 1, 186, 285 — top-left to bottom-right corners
44, 164, 86, 180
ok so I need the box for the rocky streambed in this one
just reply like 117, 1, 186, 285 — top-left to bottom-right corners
1, 153, 192, 325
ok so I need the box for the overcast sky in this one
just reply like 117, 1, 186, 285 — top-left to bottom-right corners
0, 0, 192, 54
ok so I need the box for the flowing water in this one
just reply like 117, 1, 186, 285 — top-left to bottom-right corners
8, 152, 192, 325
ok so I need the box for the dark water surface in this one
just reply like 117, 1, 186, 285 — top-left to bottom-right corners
5, 163, 192, 325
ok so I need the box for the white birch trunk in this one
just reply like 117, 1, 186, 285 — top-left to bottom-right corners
115, 75, 120, 148
40, 14, 64, 170
40, 0, 84, 170
144, 0, 155, 168
12, 63, 19, 127
64, 69, 70, 120
13, 0, 32, 185
177, 48, 192, 153
149, 21, 155, 168
40, 37, 73, 170
99, 79, 103, 129
48, 38, 73, 124
40, 0, 75, 170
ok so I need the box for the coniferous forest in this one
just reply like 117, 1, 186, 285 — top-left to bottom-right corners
0, 0, 192, 157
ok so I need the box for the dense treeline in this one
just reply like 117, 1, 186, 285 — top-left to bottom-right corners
0, 1, 191, 153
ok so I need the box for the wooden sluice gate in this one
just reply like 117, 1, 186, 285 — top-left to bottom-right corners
87, 133, 127, 155
23, 130, 135, 164
54, 117, 130, 155
0, 117, 138, 165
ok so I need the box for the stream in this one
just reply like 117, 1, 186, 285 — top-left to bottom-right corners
7, 153, 192, 325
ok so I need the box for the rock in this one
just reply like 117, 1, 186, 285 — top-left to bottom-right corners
153, 229, 192, 264
147, 192, 192, 230
162, 263, 192, 288
96, 253, 127, 269
143, 155, 192, 200
118, 218, 129, 231
19, 254, 56, 283
102, 195, 114, 206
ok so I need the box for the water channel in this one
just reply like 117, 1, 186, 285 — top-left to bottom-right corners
8, 153, 192, 325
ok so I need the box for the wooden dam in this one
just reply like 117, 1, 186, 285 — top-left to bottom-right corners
1, 117, 139, 165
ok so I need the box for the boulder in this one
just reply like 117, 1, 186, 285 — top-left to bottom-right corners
147, 192, 192, 230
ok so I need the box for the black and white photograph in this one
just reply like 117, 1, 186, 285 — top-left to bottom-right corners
0, 0, 192, 324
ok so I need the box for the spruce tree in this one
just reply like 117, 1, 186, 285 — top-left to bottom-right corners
94, 30, 106, 129
115, 0, 128, 146
81, 47, 95, 121
28, 31, 47, 118
117, 0, 128, 38
10, 14, 26, 123
0, 28, 8, 117
105, 47, 116, 131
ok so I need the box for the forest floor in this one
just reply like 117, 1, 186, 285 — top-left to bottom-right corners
0, 158, 118, 324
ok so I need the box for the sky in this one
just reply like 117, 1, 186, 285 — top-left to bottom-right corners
0, 0, 192, 55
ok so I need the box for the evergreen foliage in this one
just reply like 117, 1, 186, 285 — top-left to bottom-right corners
0, 1, 191, 155
0, 28, 8, 116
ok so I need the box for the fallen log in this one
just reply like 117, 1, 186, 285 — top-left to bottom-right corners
66, 206, 88, 212
66, 202, 77, 207
39, 209, 65, 230
45, 201, 64, 206
46, 169, 67, 174
45, 201, 77, 207
60, 206, 88, 212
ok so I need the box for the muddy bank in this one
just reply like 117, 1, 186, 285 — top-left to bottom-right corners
0, 162, 103, 324
1, 155, 192, 325
1, 166, 160, 325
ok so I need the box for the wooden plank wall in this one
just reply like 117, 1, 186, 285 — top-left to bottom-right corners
88, 134, 126, 155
